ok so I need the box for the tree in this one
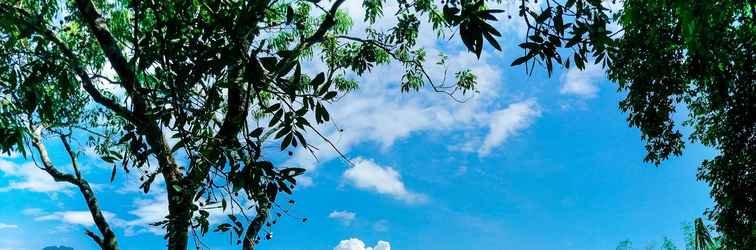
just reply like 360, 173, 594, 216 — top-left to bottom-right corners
4, 0, 750, 249
0, 0, 527, 249
606, 1, 756, 248
616, 218, 721, 250
508, 0, 755, 247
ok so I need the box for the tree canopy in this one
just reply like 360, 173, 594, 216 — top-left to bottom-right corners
0, 0, 524, 249
607, 1, 755, 248
0, 0, 754, 249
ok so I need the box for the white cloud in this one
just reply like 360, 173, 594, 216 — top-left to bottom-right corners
372, 220, 389, 232
285, 1, 524, 177
0, 160, 73, 193
34, 211, 115, 227
0, 223, 17, 230
342, 158, 426, 204
328, 210, 356, 226
120, 191, 169, 236
288, 50, 512, 174
21, 208, 44, 216
334, 238, 391, 250
0, 151, 22, 159
122, 189, 228, 236
559, 63, 604, 98
479, 99, 541, 156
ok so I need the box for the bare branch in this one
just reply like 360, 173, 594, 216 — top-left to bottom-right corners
60, 134, 82, 180
29, 127, 119, 250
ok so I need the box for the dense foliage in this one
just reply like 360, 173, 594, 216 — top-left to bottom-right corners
0, 0, 526, 249
607, 1, 756, 248
1, 0, 753, 249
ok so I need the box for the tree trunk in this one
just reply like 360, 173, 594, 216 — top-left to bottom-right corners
166, 187, 192, 250
242, 206, 269, 250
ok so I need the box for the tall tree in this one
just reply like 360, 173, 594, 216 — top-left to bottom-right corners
0, 0, 530, 249
608, 1, 756, 248
509, 0, 755, 247
4, 0, 751, 249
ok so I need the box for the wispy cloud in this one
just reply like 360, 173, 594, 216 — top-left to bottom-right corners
343, 158, 427, 204
479, 99, 541, 156
0, 160, 73, 193
0, 223, 18, 230
372, 220, 389, 232
34, 211, 115, 227
559, 63, 604, 98
285, 1, 535, 180
123, 192, 169, 236
121, 188, 229, 236
328, 210, 356, 226
21, 208, 44, 216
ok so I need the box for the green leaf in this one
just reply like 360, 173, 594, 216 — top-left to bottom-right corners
283, 167, 306, 177
110, 165, 117, 182
269, 109, 284, 127
251, 127, 264, 137
483, 32, 501, 51
511, 55, 532, 66
281, 133, 293, 151
265, 103, 281, 113
293, 63, 302, 86
311, 72, 326, 92
286, 5, 294, 24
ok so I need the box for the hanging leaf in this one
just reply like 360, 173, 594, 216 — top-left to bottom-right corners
286, 5, 294, 25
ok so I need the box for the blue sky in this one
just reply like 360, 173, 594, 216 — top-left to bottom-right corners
0, 1, 714, 250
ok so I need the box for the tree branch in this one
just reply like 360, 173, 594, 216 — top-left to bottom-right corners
303, 0, 347, 46
70, 3, 180, 187
30, 127, 119, 250
72, 0, 145, 113
60, 134, 82, 180
69, 6, 188, 248
0, 3, 139, 125
85, 229, 105, 249
242, 192, 276, 250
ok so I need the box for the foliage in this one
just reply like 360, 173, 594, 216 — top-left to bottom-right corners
0, 0, 532, 249
617, 219, 722, 250
489, 0, 756, 247
501, 0, 756, 247
606, 1, 756, 248
509, 0, 618, 76
2, 0, 752, 249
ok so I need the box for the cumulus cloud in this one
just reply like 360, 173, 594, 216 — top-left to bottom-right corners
34, 211, 115, 227
0, 160, 73, 193
288, 49, 512, 178
559, 63, 605, 98
479, 100, 541, 156
0, 223, 18, 230
329, 210, 356, 226
343, 158, 426, 204
284, 0, 529, 178
334, 238, 391, 250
